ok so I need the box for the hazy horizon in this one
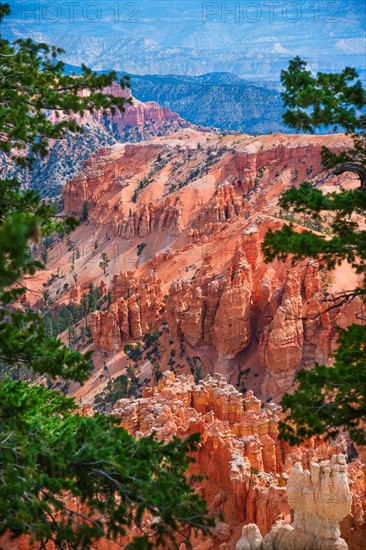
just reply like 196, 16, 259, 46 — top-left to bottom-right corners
3, 0, 365, 79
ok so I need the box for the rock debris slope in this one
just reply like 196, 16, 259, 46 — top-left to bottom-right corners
59, 131, 363, 401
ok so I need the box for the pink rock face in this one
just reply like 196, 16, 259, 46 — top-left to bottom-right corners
69, 283, 82, 303
111, 373, 365, 550
164, 236, 255, 360
211, 242, 253, 359
100, 280, 108, 296
259, 271, 304, 397
91, 273, 163, 351
113, 372, 290, 541
60, 132, 364, 405
117, 197, 184, 239
63, 143, 165, 217
91, 298, 129, 352
101, 100, 180, 131
193, 184, 246, 227
94, 83, 184, 133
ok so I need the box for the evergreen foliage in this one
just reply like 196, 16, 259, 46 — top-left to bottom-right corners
94, 365, 140, 409
263, 57, 366, 445
43, 284, 103, 340
0, 4, 212, 547
99, 252, 110, 275
81, 200, 89, 222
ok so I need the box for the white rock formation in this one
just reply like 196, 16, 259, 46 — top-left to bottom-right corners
236, 524, 263, 550
236, 454, 352, 550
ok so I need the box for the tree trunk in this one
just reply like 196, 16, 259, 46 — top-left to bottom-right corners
333, 162, 366, 188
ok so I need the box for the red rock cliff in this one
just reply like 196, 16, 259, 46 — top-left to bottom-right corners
60, 132, 362, 402
112, 372, 365, 550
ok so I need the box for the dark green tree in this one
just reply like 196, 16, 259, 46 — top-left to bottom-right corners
41, 247, 48, 264
95, 366, 141, 409
0, 4, 212, 548
88, 282, 98, 312
99, 252, 110, 276
126, 363, 140, 396
82, 200, 89, 222
0, 382, 211, 548
262, 57, 366, 445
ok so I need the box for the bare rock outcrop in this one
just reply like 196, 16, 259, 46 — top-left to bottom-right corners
63, 143, 165, 217
236, 524, 264, 550
193, 183, 247, 228
259, 270, 304, 396
112, 373, 365, 549
211, 240, 253, 360
91, 273, 163, 351
237, 454, 353, 550
165, 236, 255, 361
61, 133, 362, 401
116, 197, 184, 238
69, 283, 82, 303
113, 372, 291, 540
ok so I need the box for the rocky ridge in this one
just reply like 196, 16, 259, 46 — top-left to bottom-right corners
1, 83, 207, 197
238, 454, 353, 549
111, 372, 365, 549
91, 272, 164, 351
58, 132, 364, 401
14, 132, 360, 403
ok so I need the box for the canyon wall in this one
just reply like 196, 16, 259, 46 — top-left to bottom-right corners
112, 372, 366, 550
3, 373, 364, 549
59, 132, 363, 401
91, 273, 164, 351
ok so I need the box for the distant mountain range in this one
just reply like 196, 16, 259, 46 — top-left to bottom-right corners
124, 72, 288, 134
1, 86, 207, 197
2, 0, 364, 196
3, 0, 364, 139
3, 0, 365, 79
63, 66, 288, 135
0, 72, 289, 199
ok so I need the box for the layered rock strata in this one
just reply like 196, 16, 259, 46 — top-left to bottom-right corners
91, 273, 163, 351
236, 454, 353, 550
59, 132, 363, 401
112, 372, 365, 550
